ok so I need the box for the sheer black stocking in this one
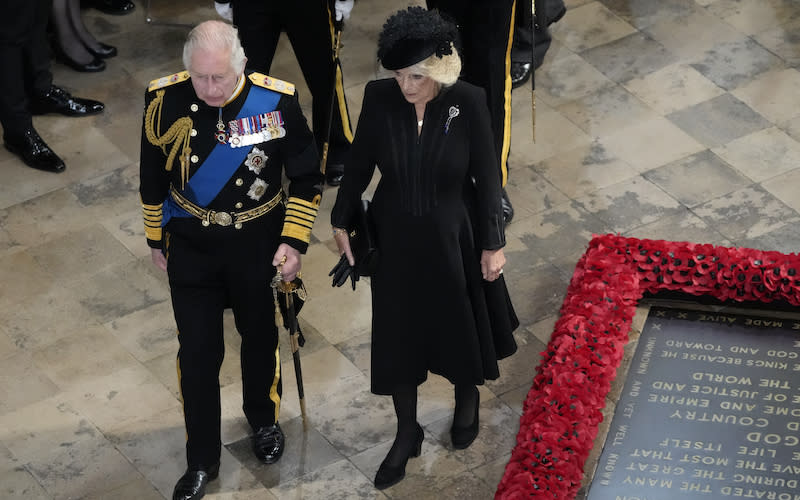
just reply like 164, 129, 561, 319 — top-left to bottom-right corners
67, 0, 103, 53
453, 384, 479, 428
52, 0, 93, 64
383, 384, 419, 468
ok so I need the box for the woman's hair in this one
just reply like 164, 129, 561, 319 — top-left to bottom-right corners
182, 20, 247, 75
415, 43, 461, 86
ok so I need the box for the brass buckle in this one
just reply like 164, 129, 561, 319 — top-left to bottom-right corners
210, 211, 233, 226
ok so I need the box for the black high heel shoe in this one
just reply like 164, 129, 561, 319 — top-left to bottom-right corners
374, 424, 424, 490
54, 46, 105, 72
451, 385, 480, 449
87, 42, 117, 59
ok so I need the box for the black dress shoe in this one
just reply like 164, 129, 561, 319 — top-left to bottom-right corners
451, 386, 479, 450
31, 85, 105, 117
326, 163, 344, 186
172, 462, 219, 500
4, 128, 66, 173
87, 42, 117, 59
57, 52, 106, 72
252, 423, 285, 464
89, 0, 135, 15
511, 61, 532, 89
374, 424, 424, 490
501, 188, 514, 225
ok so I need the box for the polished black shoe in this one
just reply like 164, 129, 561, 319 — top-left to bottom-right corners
4, 128, 66, 173
252, 423, 285, 464
374, 424, 424, 490
501, 189, 514, 225
172, 462, 219, 500
88, 0, 136, 15
326, 163, 344, 186
451, 386, 480, 450
31, 85, 105, 117
87, 42, 117, 59
57, 52, 106, 72
511, 61, 532, 89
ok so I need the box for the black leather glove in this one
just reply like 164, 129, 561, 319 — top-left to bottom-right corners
329, 254, 359, 290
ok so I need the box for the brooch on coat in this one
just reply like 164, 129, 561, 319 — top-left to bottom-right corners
444, 105, 460, 134
228, 111, 286, 148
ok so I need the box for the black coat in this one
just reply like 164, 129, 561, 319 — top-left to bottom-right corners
332, 79, 517, 394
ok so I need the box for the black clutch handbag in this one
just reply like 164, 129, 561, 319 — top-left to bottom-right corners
348, 199, 379, 276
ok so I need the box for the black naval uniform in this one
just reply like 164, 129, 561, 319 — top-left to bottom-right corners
139, 70, 323, 469
426, 0, 515, 188
217, 0, 353, 172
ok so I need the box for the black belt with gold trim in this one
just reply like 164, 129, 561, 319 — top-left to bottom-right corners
170, 188, 283, 229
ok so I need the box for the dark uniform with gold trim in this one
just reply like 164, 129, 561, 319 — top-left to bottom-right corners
139, 70, 322, 469
426, 0, 515, 188
218, 0, 353, 177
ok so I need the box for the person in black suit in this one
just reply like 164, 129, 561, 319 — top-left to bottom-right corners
426, 0, 517, 224
140, 20, 323, 500
214, 0, 354, 186
0, 0, 104, 173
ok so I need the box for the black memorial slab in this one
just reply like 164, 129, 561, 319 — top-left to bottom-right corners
587, 306, 800, 500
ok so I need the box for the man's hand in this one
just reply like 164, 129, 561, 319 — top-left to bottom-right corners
335, 0, 354, 22
214, 1, 233, 21
151, 248, 167, 272
273, 243, 302, 282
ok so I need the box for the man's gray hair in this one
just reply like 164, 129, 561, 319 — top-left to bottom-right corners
183, 20, 247, 74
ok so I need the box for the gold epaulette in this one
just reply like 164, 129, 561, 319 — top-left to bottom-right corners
148, 71, 190, 92
249, 72, 296, 95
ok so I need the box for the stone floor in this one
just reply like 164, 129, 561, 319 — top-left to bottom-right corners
1, 0, 800, 498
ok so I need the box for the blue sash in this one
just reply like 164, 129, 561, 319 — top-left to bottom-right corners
162, 84, 281, 225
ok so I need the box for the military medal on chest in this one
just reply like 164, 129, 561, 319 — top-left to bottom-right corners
215, 107, 228, 144
228, 111, 286, 148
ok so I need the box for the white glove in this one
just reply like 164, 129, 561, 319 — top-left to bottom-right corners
335, 0, 354, 22
215, 1, 233, 22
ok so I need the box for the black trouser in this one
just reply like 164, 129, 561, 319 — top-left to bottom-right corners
427, 0, 515, 186
0, 0, 53, 139
165, 216, 282, 467
232, 0, 353, 166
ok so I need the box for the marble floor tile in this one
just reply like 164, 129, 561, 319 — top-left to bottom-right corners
598, 0, 702, 29
601, 116, 705, 171
557, 85, 659, 137
536, 49, 617, 108
667, 93, 772, 148
268, 459, 385, 500
642, 149, 753, 208
27, 223, 137, 285
760, 168, 800, 214
711, 126, 800, 183
580, 32, 678, 84
623, 63, 726, 116
688, 37, 785, 91
0, 352, 60, 416
575, 176, 685, 233
754, 17, 800, 67
31, 324, 141, 390
532, 140, 637, 198
731, 68, 800, 124
1, 284, 103, 351
706, 0, 800, 36
643, 7, 744, 61
692, 185, 800, 244
550, 2, 637, 53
